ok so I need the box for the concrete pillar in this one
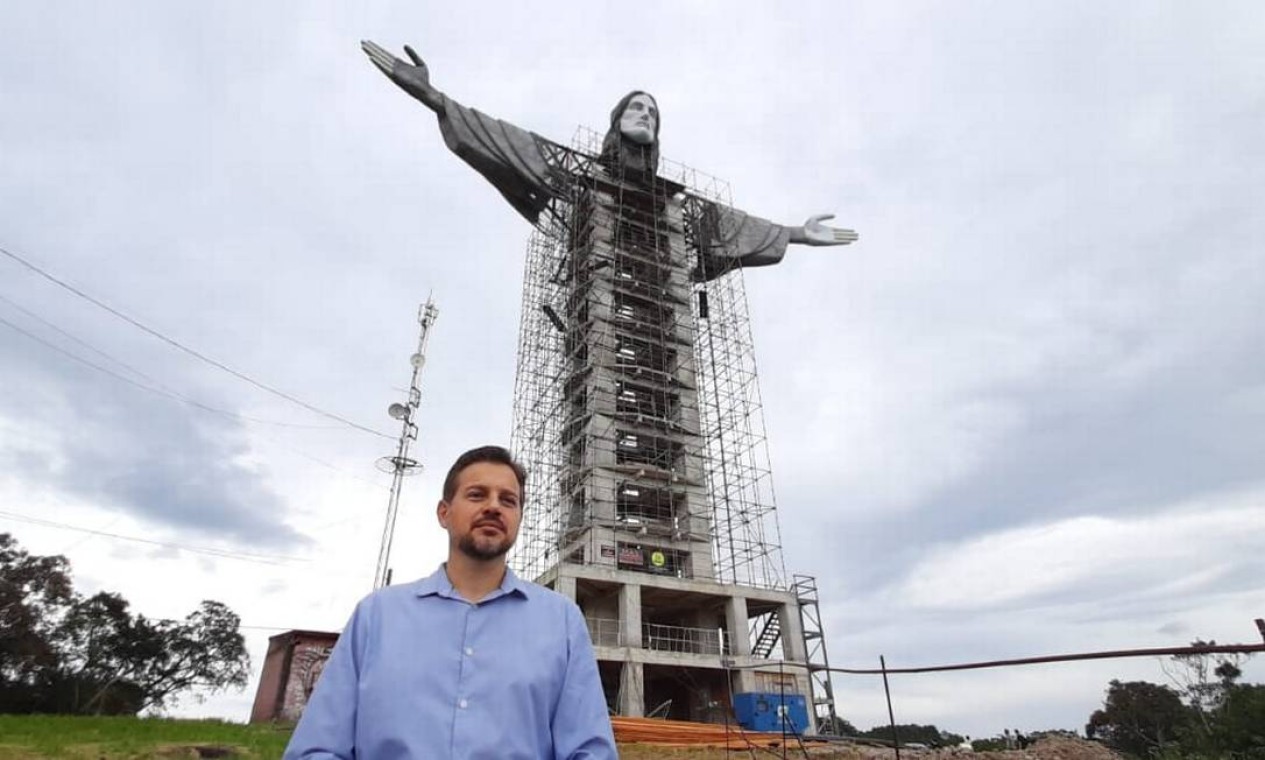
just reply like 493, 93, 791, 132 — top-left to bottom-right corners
619, 661, 645, 717
726, 595, 760, 694
555, 574, 576, 602
619, 583, 642, 648
724, 596, 750, 656
778, 601, 807, 663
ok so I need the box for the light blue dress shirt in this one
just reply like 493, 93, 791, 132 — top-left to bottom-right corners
283, 565, 617, 759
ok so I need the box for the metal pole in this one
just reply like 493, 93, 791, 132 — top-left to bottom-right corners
881, 655, 900, 760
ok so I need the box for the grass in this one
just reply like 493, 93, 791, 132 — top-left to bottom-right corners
0, 716, 853, 759
0, 715, 293, 759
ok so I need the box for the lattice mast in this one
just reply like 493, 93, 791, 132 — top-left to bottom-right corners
510, 130, 786, 590
374, 297, 440, 590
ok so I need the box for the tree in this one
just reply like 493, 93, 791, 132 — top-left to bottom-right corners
0, 533, 250, 714
1163, 639, 1250, 720
52, 591, 156, 714
1206, 683, 1265, 757
1087, 679, 1191, 757
858, 723, 965, 748
820, 715, 860, 736
1165, 643, 1264, 758
0, 533, 75, 711
135, 600, 250, 712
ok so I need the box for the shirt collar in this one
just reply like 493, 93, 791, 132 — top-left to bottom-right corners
413, 563, 533, 602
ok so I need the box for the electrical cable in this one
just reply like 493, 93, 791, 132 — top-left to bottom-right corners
0, 244, 391, 439
0, 304, 334, 431
0, 509, 308, 566
1, 311, 388, 490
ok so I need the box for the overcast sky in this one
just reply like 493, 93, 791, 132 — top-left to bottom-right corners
2, 1, 1262, 738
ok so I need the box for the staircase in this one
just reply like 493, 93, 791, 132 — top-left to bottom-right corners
750, 612, 781, 658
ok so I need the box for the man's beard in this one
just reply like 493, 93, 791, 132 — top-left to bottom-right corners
458, 531, 513, 561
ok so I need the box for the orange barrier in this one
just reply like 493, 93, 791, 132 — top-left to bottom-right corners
611, 715, 820, 749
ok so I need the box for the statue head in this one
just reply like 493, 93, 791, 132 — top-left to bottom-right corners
600, 90, 660, 177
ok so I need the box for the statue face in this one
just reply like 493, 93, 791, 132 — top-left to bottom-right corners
619, 93, 658, 145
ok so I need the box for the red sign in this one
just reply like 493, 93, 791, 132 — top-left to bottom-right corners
617, 546, 644, 565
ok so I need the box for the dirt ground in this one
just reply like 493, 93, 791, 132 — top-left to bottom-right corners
616, 736, 1121, 759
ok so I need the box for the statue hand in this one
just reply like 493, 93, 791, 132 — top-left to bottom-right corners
361, 40, 442, 112
795, 213, 858, 246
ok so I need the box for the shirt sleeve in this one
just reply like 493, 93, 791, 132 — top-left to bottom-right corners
551, 602, 618, 760
282, 602, 368, 760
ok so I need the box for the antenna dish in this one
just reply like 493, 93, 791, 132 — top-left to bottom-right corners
376, 455, 423, 475
387, 403, 410, 420
410, 353, 425, 368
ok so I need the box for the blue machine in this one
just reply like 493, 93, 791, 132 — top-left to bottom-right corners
732, 692, 809, 735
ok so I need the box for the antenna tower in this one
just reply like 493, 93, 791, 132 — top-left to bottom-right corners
373, 296, 439, 589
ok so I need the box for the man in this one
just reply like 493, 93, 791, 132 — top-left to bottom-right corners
284, 445, 617, 759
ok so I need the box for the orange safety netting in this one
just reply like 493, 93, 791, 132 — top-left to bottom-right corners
611, 716, 819, 749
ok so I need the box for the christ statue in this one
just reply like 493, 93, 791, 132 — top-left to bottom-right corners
361, 42, 857, 281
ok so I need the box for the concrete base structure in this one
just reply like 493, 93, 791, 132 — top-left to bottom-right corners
538, 562, 815, 733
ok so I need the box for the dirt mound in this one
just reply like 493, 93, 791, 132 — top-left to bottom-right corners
1025, 735, 1120, 760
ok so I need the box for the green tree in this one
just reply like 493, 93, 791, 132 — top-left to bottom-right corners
1164, 640, 1250, 728
1206, 683, 1265, 758
821, 715, 860, 736
0, 533, 249, 714
136, 600, 250, 712
0, 533, 75, 711
858, 723, 964, 748
1160, 639, 1259, 756
1087, 679, 1190, 758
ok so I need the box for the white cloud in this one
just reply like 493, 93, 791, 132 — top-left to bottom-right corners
897, 491, 1265, 612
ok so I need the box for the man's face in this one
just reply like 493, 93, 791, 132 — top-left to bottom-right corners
438, 461, 523, 561
619, 93, 658, 146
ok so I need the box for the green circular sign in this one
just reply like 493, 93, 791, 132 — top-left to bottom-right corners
650, 550, 666, 567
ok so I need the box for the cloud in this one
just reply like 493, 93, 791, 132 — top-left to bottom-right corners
895, 496, 1265, 613
0, 318, 306, 549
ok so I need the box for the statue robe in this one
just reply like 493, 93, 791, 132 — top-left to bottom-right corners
435, 95, 791, 281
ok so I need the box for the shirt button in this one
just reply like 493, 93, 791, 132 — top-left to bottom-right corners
458, 699, 468, 709
465, 647, 474, 656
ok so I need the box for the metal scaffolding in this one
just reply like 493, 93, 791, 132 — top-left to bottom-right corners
509, 128, 786, 590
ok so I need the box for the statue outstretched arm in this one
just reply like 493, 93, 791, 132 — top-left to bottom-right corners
360, 40, 561, 224
694, 204, 858, 281
788, 213, 859, 247
361, 40, 444, 114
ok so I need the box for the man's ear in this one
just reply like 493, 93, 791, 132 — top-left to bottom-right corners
437, 499, 450, 529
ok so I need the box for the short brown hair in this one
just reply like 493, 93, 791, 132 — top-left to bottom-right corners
441, 445, 528, 504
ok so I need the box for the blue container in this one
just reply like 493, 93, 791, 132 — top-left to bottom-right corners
732, 692, 809, 735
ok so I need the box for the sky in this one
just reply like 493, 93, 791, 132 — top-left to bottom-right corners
2, 0, 1263, 739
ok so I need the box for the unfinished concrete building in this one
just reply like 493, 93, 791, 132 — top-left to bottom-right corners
509, 131, 836, 733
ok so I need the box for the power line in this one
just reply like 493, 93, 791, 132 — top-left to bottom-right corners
0, 304, 389, 491
0, 509, 309, 566
0, 306, 334, 431
0, 244, 391, 440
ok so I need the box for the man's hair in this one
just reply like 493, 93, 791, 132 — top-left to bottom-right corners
599, 90, 660, 178
441, 445, 528, 504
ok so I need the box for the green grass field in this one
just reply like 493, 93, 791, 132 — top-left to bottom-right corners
0, 716, 747, 759
0, 716, 876, 759
0, 716, 294, 759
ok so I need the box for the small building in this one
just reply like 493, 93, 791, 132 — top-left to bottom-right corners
249, 629, 339, 723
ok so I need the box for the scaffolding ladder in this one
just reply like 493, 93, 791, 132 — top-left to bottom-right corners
793, 574, 839, 734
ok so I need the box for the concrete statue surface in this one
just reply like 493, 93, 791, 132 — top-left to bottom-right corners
361, 41, 857, 281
